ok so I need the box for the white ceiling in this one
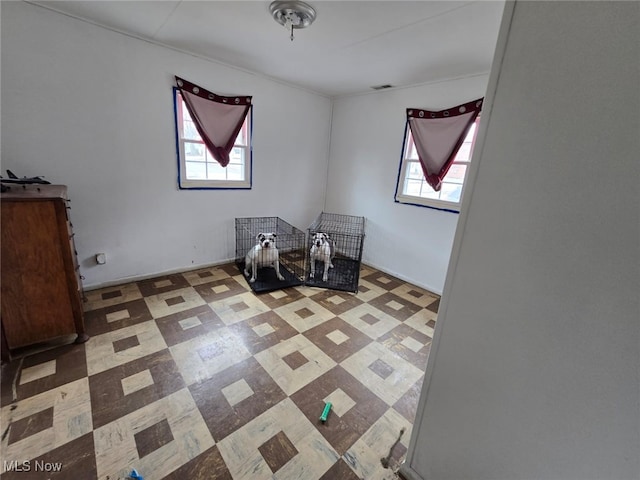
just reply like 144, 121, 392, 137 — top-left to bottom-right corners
28, 0, 505, 97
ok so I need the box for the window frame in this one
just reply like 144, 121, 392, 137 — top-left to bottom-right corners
394, 117, 479, 213
173, 87, 253, 190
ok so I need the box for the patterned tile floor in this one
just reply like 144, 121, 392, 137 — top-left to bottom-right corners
0, 263, 439, 480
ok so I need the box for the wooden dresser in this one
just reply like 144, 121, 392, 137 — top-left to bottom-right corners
1, 184, 88, 355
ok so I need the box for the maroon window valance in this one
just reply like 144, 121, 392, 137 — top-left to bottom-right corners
175, 76, 252, 167
408, 98, 483, 191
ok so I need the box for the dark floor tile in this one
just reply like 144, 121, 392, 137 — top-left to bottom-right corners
101, 290, 123, 300
89, 349, 185, 429
320, 458, 362, 480
255, 287, 306, 309
369, 292, 422, 321
258, 430, 299, 473
360, 313, 381, 325
230, 301, 249, 313
84, 298, 153, 336
218, 262, 242, 277
134, 418, 174, 459
368, 358, 395, 380
112, 335, 140, 353
228, 311, 298, 355
294, 307, 314, 319
360, 271, 404, 291
303, 317, 372, 363
397, 287, 439, 310
4, 262, 433, 479
377, 324, 432, 370
7, 407, 53, 445
282, 350, 309, 370
426, 297, 440, 313
308, 290, 364, 316
165, 295, 185, 306
1, 344, 87, 407
406, 288, 425, 299
193, 277, 248, 303
290, 366, 388, 455
137, 273, 190, 297
391, 440, 408, 465
393, 375, 425, 423
163, 445, 232, 480
155, 304, 224, 347
0, 433, 96, 479
190, 357, 287, 441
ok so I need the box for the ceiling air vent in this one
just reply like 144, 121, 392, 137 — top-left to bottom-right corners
371, 84, 393, 90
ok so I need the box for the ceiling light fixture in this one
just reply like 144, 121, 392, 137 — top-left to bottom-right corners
270, 1, 316, 42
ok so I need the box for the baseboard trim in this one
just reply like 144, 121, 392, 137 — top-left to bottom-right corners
398, 463, 424, 480
362, 260, 443, 296
84, 258, 441, 296
83, 258, 237, 291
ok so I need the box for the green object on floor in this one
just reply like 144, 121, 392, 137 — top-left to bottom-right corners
320, 402, 332, 422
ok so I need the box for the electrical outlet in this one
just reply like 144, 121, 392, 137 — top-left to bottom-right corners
96, 253, 106, 265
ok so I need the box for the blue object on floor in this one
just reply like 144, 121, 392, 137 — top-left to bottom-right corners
129, 470, 143, 480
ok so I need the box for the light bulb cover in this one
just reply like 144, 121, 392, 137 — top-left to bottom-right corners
270, 1, 316, 30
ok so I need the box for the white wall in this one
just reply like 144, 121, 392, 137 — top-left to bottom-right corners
326, 75, 489, 294
1, 2, 489, 295
1, 1, 331, 288
403, 1, 640, 479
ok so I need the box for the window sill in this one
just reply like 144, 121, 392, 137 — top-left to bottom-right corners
394, 193, 461, 213
178, 179, 251, 190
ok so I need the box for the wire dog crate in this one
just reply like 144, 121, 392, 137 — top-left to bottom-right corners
235, 217, 306, 293
305, 212, 365, 293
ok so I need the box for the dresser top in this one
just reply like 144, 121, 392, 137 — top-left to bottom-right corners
1, 184, 68, 201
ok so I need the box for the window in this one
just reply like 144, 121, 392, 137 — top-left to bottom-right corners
395, 118, 479, 212
174, 89, 252, 189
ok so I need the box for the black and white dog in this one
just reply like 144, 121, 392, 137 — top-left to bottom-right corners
309, 232, 335, 282
244, 232, 285, 283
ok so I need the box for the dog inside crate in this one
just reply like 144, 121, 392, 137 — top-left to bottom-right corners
235, 217, 305, 293
306, 212, 365, 293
